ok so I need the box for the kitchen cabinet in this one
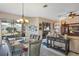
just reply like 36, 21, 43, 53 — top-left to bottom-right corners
69, 36, 79, 53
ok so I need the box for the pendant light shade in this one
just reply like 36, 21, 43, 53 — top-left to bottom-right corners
17, 17, 29, 23
17, 3, 29, 24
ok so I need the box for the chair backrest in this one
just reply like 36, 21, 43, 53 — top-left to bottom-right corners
30, 34, 40, 40
29, 40, 42, 56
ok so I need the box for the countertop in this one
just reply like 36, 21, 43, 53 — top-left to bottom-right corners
47, 35, 79, 40
67, 36, 79, 40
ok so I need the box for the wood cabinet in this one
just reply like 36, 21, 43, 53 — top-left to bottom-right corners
61, 23, 69, 35
61, 23, 79, 36
42, 22, 51, 39
70, 38, 79, 53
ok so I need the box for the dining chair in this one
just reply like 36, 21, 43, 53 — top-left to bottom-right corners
29, 40, 42, 56
10, 43, 22, 56
30, 34, 40, 40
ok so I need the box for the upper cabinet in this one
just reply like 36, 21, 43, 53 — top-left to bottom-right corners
61, 23, 79, 36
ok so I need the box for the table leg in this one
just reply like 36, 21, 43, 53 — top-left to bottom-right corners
65, 40, 70, 55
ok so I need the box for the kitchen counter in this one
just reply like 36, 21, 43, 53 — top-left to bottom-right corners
68, 36, 79, 40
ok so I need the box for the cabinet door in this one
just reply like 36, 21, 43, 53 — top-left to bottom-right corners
61, 24, 69, 35
70, 39, 79, 53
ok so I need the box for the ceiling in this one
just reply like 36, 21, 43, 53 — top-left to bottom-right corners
0, 3, 79, 19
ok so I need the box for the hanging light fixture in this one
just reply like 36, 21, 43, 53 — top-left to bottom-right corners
17, 3, 29, 24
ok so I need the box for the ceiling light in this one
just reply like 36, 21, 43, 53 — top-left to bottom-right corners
17, 3, 29, 24
17, 19, 20, 23
25, 19, 29, 23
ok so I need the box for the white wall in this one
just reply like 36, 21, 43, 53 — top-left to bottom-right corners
25, 17, 39, 37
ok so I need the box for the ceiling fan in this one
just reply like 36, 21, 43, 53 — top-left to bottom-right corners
58, 11, 79, 19
67, 11, 79, 18
43, 4, 48, 8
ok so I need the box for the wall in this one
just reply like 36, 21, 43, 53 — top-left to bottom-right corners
0, 12, 21, 20
26, 17, 55, 39
25, 17, 39, 38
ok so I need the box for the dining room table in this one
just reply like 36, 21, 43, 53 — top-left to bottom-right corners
9, 38, 29, 56
8, 36, 39, 56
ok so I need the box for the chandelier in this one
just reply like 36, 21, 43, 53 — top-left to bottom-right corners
17, 3, 29, 24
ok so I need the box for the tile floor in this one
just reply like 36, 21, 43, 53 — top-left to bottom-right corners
40, 44, 79, 56
41, 39, 79, 56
